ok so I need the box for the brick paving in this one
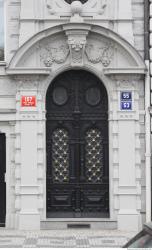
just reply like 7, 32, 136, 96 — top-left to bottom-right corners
0, 229, 137, 248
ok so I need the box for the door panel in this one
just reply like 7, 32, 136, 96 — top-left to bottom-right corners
46, 70, 109, 218
0, 134, 6, 226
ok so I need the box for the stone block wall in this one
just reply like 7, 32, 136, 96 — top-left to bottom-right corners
132, 0, 144, 58
5, 0, 21, 62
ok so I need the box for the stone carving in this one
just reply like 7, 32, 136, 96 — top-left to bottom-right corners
13, 76, 40, 90
46, 0, 56, 15
40, 45, 69, 67
68, 36, 87, 66
85, 42, 114, 67
99, 0, 107, 15
46, 0, 107, 17
116, 79, 136, 88
46, 0, 65, 15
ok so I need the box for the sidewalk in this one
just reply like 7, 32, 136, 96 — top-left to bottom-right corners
0, 229, 137, 248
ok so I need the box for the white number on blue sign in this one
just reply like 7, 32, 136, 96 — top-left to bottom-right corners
121, 101, 132, 110
121, 92, 132, 101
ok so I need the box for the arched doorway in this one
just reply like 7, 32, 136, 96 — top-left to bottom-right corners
46, 70, 109, 218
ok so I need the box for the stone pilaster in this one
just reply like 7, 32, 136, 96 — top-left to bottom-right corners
14, 76, 41, 230
115, 78, 142, 231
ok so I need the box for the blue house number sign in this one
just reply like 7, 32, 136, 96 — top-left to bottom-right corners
120, 92, 132, 110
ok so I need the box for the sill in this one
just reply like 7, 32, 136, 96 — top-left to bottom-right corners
0, 61, 6, 66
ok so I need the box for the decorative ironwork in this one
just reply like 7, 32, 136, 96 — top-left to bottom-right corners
85, 129, 103, 183
52, 128, 69, 183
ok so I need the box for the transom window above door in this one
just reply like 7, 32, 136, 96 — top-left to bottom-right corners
64, 0, 88, 4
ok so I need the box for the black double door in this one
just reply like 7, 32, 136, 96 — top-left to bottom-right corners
0, 134, 6, 226
46, 70, 109, 218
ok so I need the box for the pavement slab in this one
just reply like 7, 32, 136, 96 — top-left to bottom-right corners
0, 229, 137, 248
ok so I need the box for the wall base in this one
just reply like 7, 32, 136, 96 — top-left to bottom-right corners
19, 212, 40, 230
118, 211, 141, 231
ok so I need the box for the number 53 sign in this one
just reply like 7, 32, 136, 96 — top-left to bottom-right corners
120, 92, 132, 110
21, 96, 36, 107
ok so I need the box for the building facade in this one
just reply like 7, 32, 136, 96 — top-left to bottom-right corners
0, 0, 149, 231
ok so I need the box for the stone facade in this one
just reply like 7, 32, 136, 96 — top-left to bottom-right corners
0, 0, 147, 231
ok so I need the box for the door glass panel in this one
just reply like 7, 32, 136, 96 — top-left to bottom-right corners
53, 87, 68, 106
52, 128, 69, 183
85, 129, 103, 183
86, 87, 101, 106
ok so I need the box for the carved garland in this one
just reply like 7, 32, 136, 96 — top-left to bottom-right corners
85, 43, 114, 67
40, 45, 70, 67
39, 38, 114, 68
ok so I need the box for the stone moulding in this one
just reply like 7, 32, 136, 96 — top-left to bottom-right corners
6, 23, 146, 76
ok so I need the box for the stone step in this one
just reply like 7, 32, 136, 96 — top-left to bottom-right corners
41, 219, 117, 230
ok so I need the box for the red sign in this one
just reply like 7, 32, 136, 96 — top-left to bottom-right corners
21, 96, 36, 107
